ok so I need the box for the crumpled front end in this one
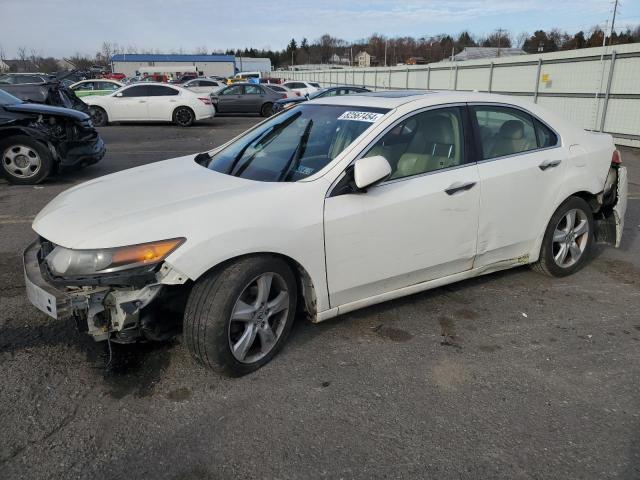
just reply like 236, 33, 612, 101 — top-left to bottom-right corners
23, 238, 189, 343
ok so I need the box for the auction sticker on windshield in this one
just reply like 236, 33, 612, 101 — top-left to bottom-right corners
337, 111, 384, 122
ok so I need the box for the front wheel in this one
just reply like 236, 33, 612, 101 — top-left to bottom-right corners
0, 135, 53, 185
532, 196, 594, 277
89, 106, 108, 127
183, 256, 297, 376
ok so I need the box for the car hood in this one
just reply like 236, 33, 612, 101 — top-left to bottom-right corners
3, 101, 89, 121
32, 154, 271, 249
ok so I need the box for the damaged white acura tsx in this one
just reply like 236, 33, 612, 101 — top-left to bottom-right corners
24, 91, 627, 376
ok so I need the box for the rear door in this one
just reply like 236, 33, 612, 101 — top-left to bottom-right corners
110, 84, 149, 120
146, 85, 180, 120
241, 84, 265, 113
471, 103, 565, 267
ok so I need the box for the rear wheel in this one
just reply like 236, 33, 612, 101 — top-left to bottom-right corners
532, 196, 594, 277
0, 135, 53, 185
261, 103, 274, 117
89, 106, 108, 127
183, 256, 297, 376
173, 106, 195, 127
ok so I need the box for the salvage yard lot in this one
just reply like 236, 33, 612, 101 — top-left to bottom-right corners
1, 117, 639, 479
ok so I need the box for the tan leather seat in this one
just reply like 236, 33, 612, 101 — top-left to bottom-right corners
394, 115, 457, 178
489, 120, 535, 157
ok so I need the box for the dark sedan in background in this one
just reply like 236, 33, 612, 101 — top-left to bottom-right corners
211, 83, 287, 117
272, 85, 370, 113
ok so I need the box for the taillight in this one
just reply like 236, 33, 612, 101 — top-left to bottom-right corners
295, 92, 301, 96
281, 94, 287, 99
198, 97, 212, 105
611, 149, 622, 165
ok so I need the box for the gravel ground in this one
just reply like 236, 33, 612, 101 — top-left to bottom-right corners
0, 116, 639, 480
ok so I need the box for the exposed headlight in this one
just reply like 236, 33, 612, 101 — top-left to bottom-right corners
45, 238, 185, 276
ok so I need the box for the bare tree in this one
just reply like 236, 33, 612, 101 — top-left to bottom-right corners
193, 45, 208, 55
17, 46, 28, 71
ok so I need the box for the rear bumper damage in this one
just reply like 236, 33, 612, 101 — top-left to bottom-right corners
594, 166, 628, 247
23, 240, 188, 343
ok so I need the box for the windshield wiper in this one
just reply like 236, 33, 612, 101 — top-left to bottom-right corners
278, 119, 313, 182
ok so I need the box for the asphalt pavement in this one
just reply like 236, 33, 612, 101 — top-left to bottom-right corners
1, 117, 639, 480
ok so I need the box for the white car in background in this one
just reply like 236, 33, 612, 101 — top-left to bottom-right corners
181, 78, 226, 95
24, 91, 627, 376
263, 83, 299, 98
83, 82, 215, 127
282, 80, 319, 96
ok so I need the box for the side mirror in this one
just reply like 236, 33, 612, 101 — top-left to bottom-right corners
353, 155, 392, 190
115, 92, 123, 97
305, 93, 309, 99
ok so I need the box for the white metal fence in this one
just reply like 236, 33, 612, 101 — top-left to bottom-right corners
273, 43, 640, 148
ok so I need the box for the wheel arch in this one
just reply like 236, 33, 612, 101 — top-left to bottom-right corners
191, 251, 319, 320
173, 105, 195, 117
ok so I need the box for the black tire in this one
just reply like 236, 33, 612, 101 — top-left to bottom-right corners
532, 196, 594, 277
260, 103, 274, 117
0, 135, 53, 185
89, 106, 108, 127
173, 106, 195, 127
183, 256, 297, 376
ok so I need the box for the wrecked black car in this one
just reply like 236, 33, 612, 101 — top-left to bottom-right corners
0, 89, 105, 184
0, 73, 89, 114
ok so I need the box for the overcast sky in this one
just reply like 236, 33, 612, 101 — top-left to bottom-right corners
1, 0, 638, 58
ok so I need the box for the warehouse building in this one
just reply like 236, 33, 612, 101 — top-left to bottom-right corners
110, 54, 272, 78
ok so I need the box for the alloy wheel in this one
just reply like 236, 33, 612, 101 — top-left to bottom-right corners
552, 208, 589, 268
228, 272, 290, 363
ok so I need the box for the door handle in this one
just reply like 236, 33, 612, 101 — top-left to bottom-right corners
138, 100, 146, 103
539, 159, 561, 170
445, 181, 476, 195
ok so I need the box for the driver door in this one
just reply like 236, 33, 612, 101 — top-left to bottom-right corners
324, 106, 480, 307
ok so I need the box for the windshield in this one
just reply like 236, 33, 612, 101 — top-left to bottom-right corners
207, 104, 388, 182
309, 88, 329, 99
0, 89, 22, 105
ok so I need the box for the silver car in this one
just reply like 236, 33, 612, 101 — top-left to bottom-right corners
212, 83, 286, 116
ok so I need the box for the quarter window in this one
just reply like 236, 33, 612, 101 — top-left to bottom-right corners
534, 118, 558, 148
364, 107, 465, 180
472, 106, 538, 159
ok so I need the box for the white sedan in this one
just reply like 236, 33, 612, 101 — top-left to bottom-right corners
83, 82, 215, 127
282, 80, 319, 96
24, 91, 627, 376
181, 77, 226, 95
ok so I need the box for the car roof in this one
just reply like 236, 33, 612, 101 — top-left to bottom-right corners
306, 90, 534, 109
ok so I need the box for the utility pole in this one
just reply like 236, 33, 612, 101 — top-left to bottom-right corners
384, 39, 388, 67
611, 0, 619, 36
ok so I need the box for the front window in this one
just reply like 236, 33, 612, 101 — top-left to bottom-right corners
207, 104, 388, 182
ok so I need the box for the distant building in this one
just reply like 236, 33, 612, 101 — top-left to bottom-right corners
111, 54, 237, 77
235, 57, 272, 74
452, 47, 527, 61
329, 53, 351, 65
406, 56, 426, 65
0, 59, 8, 73
355, 51, 372, 67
